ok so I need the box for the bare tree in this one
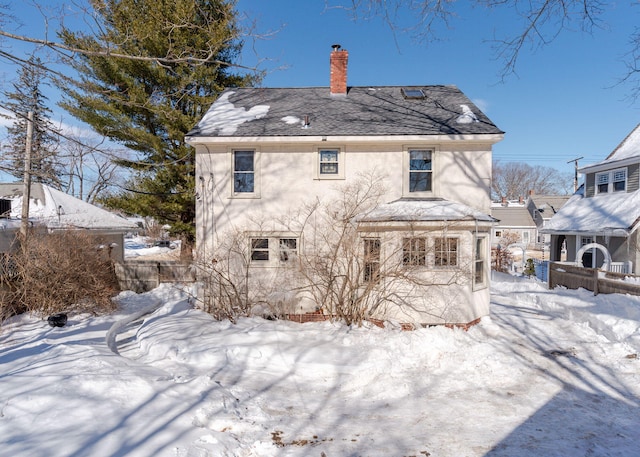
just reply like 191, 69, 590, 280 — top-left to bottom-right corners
492, 160, 572, 200
332, 0, 640, 93
195, 173, 473, 326
57, 136, 127, 203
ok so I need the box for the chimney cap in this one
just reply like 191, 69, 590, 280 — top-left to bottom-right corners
332, 44, 342, 51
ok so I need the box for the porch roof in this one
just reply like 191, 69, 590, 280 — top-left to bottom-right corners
357, 198, 496, 224
541, 188, 640, 236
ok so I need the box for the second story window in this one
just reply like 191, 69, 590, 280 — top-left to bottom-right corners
317, 148, 345, 179
319, 150, 339, 175
233, 150, 255, 194
596, 172, 609, 193
596, 168, 627, 194
613, 169, 626, 191
408, 149, 433, 193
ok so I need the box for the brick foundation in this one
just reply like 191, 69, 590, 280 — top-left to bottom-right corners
280, 313, 481, 331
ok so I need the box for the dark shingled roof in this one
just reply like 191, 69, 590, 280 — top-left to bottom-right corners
187, 86, 503, 138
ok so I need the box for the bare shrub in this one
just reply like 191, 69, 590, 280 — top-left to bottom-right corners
0, 230, 119, 321
195, 228, 251, 322
491, 230, 519, 273
196, 171, 475, 326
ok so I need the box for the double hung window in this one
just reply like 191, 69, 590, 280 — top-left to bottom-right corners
317, 148, 344, 179
363, 238, 381, 282
319, 150, 339, 175
233, 150, 258, 195
473, 236, 487, 289
409, 149, 433, 192
596, 168, 626, 194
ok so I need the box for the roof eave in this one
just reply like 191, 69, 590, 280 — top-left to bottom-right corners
186, 133, 505, 145
579, 156, 640, 174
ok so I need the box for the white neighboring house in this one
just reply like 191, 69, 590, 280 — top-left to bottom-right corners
186, 46, 504, 326
0, 183, 138, 262
543, 123, 640, 273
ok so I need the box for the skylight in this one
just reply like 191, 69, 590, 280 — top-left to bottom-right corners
401, 88, 425, 99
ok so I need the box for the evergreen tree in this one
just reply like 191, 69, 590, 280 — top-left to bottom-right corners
1, 56, 61, 186
56, 0, 257, 243
524, 258, 536, 278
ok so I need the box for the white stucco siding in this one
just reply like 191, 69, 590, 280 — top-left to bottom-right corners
436, 147, 492, 213
194, 139, 494, 324
195, 140, 493, 258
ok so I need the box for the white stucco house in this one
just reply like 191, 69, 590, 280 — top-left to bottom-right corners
186, 45, 504, 326
543, 123, 640, 274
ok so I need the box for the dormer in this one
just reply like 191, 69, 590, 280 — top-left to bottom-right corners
581, 123, 640, 198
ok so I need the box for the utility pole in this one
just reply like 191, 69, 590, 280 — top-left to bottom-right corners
567, 156, 583, 193
20, 111, 34, 240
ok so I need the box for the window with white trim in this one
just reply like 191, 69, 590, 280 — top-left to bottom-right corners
363, 238, 381, 282
596, 168, 626, 194
408, 149, 433, 193
279, 238, 298, 262
250, 235, 299, 265
233, 150, 259, 196
473, 236, 488, 289
317, 148, 345, 179
434, 237, 458, 267
250, 238, 269, 261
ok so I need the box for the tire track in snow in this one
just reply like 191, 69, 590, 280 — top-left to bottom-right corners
106, 300, 162, 357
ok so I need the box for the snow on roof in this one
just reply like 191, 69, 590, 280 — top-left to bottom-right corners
580, 123, 640, 171
0, 183, 137, 231
186, 86, 504, 138
542, 189, 640, 236
194, 91, 270, 135
606, 123, 640, 162
357, 198, 495, 223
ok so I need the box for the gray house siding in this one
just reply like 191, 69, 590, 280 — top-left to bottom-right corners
628, 163, 639, 193
585, 173, 595, 197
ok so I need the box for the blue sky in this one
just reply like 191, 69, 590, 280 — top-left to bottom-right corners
235, 1, 640, 180
2, 1, 640, 183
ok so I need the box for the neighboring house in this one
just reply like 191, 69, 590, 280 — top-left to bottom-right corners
543, 123, 640, 274
491, 202, 537, 248
525, 193, 570, 246
186, 46, 504, 326
0, 183, 137, 262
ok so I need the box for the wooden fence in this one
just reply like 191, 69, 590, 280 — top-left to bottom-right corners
548, 262, 640, 296
115, 260, 195, 293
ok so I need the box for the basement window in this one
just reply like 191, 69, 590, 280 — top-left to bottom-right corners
401, 88, 425, 99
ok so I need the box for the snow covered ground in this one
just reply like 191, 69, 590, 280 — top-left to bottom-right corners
1, 273, 639, 456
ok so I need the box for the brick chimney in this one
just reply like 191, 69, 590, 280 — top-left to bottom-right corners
330, 44, 348, 96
